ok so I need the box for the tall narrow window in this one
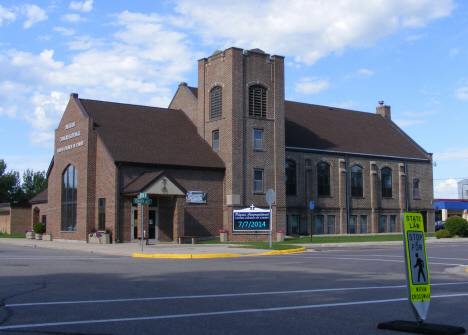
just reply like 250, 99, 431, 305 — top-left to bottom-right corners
390, 215, 396, 232
98, 198, 106, 231
253, 169, 263, 193
379, 215, 387, 233
210, 86, 222, 119
360, 216, 367, 234
351, 165, 363, 197
349, 216, 356, 234
381, 167, 392, 198
317, 162, 330, 196
291, 215, 300, 235
249, 85, 267, 118
253, 129, 263, 150
62, 165, 77, 231
413, 179, 420, 199
285, 159, 296, 195
212, 130, 219, 151
316, 216, 324, 235
327, 216, 335, 234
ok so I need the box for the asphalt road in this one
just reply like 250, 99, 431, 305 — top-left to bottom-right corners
0, 242, 467, 335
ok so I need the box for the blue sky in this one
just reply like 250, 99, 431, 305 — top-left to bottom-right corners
0, 0, 467, 198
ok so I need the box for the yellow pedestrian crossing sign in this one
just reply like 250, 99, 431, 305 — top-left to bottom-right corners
402, 212, 430, 322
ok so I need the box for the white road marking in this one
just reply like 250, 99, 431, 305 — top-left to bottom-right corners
296, 255, 468, 266
6, 281, 468, 308
1, 293, 468, 331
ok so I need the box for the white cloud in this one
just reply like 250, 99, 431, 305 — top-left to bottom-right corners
406, 34, 426, 41
0, 5, 16, 26
434, 148, 468, 162
358, 69, 375, 77
455, 87, 468, 100
67, 35, 103, 50
69, 0, 94, 12
0, 10, 201, 148
22, 4, 47, 29
54, 26, 76, 36
61, 13, 86, 23
393, 119, 425, 127
434, 178, 458, 199
173, 0, 455, 65
295, 77, 330, 94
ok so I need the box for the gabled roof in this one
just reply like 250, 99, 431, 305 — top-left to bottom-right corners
79, 99, 225, 169
285, 101, 429, 160
29, 188, 48, 204
122, 171, 187, 195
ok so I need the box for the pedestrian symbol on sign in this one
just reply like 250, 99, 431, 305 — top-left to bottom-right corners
413, 253, 426, 283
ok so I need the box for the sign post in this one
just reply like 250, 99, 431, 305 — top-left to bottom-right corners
402, 212, 430, 322
133, 194, 152, 253
266, 189, 275, 249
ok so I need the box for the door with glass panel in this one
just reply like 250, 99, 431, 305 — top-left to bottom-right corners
290, 215, 300, 235
148, 208, 159, 241
131, 207, 138, 241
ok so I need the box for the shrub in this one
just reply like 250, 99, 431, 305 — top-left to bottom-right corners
33, 222, 46, 234
444, 216, 468, 237
435, 229, 451, 239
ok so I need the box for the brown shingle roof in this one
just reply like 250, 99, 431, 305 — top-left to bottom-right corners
285, 101, 429, 160
188, 86, 198, 99
29, 188, 48, 204
79, 99, 225, 169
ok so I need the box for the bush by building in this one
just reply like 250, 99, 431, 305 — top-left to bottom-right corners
444, 216, 468, 237
435, 229, 451, 239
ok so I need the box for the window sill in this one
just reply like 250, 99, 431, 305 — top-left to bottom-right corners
253, 192, 265, 195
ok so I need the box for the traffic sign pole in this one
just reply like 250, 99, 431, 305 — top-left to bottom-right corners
266, 189, 275, 249
141, 203, 144, 253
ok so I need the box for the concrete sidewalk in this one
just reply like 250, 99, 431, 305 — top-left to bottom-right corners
0, 238, 306, 258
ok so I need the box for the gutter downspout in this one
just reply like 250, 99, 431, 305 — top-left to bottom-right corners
116, 163, 121, 243
345, 155, 350, 233
404, 160, 409, 212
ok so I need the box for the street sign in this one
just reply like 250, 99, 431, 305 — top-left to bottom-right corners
402, 212, 430, 322
309, 201, 314, 209
266, 189, 275, 205
133, 198, 152, 205
139, 192, 147, 199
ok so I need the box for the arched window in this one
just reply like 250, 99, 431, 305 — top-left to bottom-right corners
62, 165, 77, 231
210, 86, 222, 119
381, 167, 392, 198
351, 165, 363, 197
317, 162, 330, 196
249, 85, 267, 118
285, 159, 296, 195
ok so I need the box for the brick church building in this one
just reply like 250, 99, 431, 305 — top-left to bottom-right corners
30, 47, 435, 243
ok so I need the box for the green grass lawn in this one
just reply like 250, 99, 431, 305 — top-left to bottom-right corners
199, 233, 437, 250
0, 233, 26, 238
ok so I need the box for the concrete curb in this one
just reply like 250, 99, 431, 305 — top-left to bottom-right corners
132, 247, 307, 259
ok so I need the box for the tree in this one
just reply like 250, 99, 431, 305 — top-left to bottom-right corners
0, 160, 48, 204
20, 169, 48, 202
0, 159, 22, 203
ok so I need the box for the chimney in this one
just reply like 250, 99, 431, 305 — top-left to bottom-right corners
376, 100, 391, 120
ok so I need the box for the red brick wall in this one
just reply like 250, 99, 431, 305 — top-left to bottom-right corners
285, 151, 435, 234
